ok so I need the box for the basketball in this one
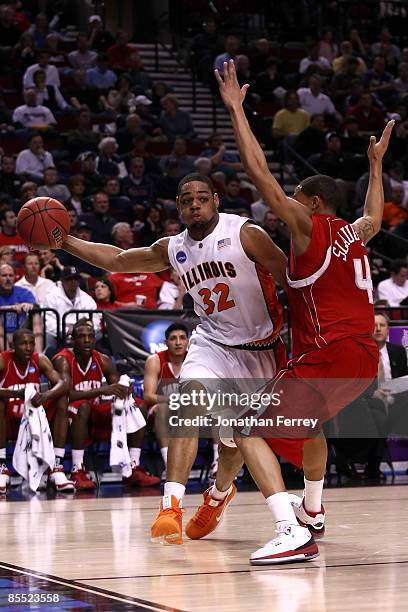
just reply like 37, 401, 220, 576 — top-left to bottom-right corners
17, 197, 70, 249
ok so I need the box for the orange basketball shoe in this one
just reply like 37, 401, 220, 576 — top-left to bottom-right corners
151, 495, 184, 545
185, 483, 236, 540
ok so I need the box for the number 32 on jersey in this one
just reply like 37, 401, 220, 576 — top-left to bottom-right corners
198, 283, 236, 315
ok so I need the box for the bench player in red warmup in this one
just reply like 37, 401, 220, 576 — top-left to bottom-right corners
52, 319, 160, 490
215, 60, 393, 564
0, 329, 72, 493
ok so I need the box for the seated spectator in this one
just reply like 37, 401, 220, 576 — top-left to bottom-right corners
150, 81, 173, 116
383, 185, 408, 228
157, 269, 185, 310
58, 222, 105, 278
0, 246, 19, 275
0, 156, 23, 201
79, 191, 117, 243
333, 40, 367, 75
78, 151, 104, 196
248, 38, 275, 75
28, 12, 52, 50
111, 222, 136, 249
297, 74, 339, 119
32, 69, 69, 112
97, 137, 123, 177
68, 32, 97, 71
330, 57, 362, 108
0, 263, 41, 351
262, 211, 290, 254
340, 116, 368, 154
15, 252, 55, 306
363, 55, 396, 107
219, 176, 251, 214
371, 27, 401, 71
104, 177, 132, 223
106, 73, 137, 114
86, 53, 117, 90
272, 90, 310, 140
107, 30, 138, 71
125, 133, 161, 176
253, 57, 287, 104
159, 137, 195, 178
19, 181, 38, 209
348, 90, 385, 132
38, 248, 63, 282
134, 95, 161, 137
0, 206, 28, 265
108, 270, 163, 309
163, 219, 181, 236
66, 174, 87, 214
377, 259, 408, 306
293, 113, 326, 172
43, 266, 100, 347
299, 42, 332, 76
45, 33, 67, 69
37, 167, 70, 202
193, 157, 212, 177
66, 204, 79, 232
15, 132, 54, 182
141, 205, 165, 246
116, 113, 145, 154
23, 50, 60, 89
388, 161, 408, 205
156, 158, 183, 207
355, 170, 392, 210
318, 28, 338, 65
12, 89, 56, 130
87, 14, 115, 53
127, 52, 153, 94
14, 31, 36, 72
66, 107, 101, 157
159, 94, 196, 142
67, 70, 102, 113
214, 35, 240, 74
121, 157, 156, 204
393, 62, 408, 99
94, 277, 127, 309
0, 4, 20, 46
312, 132, 365, 181
201, 132, 242, 177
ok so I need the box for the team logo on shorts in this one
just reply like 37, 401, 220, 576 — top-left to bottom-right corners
176, 251, 187, 263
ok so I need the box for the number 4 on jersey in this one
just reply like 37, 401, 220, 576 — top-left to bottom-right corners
353, 255, 373, 304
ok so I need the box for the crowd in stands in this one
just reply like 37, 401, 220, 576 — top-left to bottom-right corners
0, 2, 406, 487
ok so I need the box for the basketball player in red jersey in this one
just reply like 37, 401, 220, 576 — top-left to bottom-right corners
0, 328, 73, 494
216, 60, 393, 564
52, 319, 160, 490
60, 165, 292, 545
143, 323, 189, 472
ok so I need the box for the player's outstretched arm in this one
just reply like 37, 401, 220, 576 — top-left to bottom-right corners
352, 120, 394, 244
215, 60, 311, 237
61, 236, 171, 273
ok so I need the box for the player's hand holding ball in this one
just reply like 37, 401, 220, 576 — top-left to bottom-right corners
16, 197, 70, 249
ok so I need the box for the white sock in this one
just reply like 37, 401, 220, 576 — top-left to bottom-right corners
266, 491, 297, 526
0, 448, 6, 460
212, 443, 219, 462
160, 447, 168, 466
304, 477, 324, 513
164, 481, 185, 501
211, 483, 232, 501
54, 448, 65, 465
72, 449, 84, 468
129, 447, 141, 466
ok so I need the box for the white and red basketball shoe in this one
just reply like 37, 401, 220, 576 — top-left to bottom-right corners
48, 466, 75, 492
250, 523, 319, 565
0, 463, 10, 494
289, 494, 326, 538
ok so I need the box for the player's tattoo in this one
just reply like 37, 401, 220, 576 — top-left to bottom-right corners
352, 217, 375, 245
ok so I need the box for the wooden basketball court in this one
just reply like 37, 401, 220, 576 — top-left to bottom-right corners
0, 485, 406, 610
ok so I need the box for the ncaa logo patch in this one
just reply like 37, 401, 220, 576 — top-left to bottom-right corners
176, 251, 187, 263
28, 367, 35, 374
91, 363, 97, 370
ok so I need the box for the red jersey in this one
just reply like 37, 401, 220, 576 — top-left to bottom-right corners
287, 214, 376, 357
108, 272, 163, 309
0, 233, 29, 264
157, 349, 183, 398
54, 348, 104, 402
0, 350, 40, 417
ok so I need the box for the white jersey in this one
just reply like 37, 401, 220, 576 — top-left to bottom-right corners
168, 213, 282, 346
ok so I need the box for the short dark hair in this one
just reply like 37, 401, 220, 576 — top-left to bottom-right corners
72, 317, 94, 337
177, 173, 215, 196
390, 259, 408, 274
0, 205, 13, 222
299, 175, 342, 213
13, 328, 34, 343
225, 174, 240, 185
165, 323, 188, 339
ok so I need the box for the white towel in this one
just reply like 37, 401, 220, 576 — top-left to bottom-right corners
12, 384, 55, 492
110, 375, 146, 477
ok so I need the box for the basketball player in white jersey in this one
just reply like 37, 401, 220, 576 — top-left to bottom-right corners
60, 172, 289, 545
